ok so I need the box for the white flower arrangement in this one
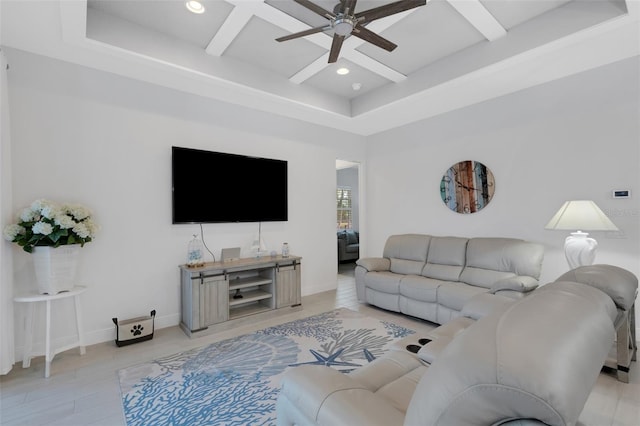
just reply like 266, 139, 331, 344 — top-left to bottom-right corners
3, 199, 98, 253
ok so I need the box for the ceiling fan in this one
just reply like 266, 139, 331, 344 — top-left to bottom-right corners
276, 0, 427, 63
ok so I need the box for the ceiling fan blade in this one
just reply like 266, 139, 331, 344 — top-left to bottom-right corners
342, 0, 358, 15
352, 25, 397, 51
294, 0, 336, 19
276, 25, 331, 42
355, 0, 426, 24
328, 34, 346, 63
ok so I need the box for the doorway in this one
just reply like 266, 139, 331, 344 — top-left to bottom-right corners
336, 159, 360, 277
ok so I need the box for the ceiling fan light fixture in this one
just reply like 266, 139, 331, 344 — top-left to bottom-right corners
336, 67, 350, 75
333, 17, 355, 36
185, 0, 205, 14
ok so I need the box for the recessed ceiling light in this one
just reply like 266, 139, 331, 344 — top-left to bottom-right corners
186, 1, 205, 14
336, 67, 350, 75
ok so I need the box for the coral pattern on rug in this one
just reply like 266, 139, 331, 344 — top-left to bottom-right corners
118, 308, 415, 426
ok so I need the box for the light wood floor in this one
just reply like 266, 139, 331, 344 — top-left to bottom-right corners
1, 265, 638, 426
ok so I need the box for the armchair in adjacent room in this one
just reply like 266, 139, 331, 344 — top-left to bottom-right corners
337, 229, 359, 263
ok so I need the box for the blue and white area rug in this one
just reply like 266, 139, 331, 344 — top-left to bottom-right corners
117, 308, 415, 426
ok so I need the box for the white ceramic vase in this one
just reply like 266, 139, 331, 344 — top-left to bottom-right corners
32, 244, 81, 294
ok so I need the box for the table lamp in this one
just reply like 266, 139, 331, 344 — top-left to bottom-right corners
545, 200, 619, 269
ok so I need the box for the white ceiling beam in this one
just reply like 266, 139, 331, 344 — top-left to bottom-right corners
205, 5, 254, 56
208, 0, 332, 57
289, 53, 330, 84
235, 0, 332, 48
343, 49, 407, 82
251, 2, 333, 48
447, 0, 506, 41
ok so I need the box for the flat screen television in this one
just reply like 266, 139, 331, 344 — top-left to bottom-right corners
172, 146, 288, 224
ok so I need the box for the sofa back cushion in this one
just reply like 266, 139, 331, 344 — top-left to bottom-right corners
383, 234, 431, 275
404, 280, 616, 426
421, 237, 468, 281
460, 238, 544, 289
346, 230, 359, 245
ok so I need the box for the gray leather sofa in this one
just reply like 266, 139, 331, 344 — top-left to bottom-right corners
276, 277, 619, 426
355, 234, 544, 324
557, 265, 638, 382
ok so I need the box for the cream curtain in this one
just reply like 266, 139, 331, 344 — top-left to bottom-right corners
1, 48, 15, 375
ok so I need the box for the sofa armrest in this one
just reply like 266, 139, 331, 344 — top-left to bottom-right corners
490, 276, 538, 294
277, 365, 405, 426
337, 237, 348, 256
356, 257, 390, 272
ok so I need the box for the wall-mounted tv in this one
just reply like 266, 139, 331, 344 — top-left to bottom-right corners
172, 146, 288, 224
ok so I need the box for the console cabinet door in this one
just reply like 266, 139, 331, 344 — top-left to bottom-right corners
200, 275, 229, 326
276, 263, 301, 308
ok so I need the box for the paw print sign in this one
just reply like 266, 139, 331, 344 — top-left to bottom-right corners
112, 310, 156, 347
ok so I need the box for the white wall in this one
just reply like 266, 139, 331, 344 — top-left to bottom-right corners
5, 48, 639, 356
365, 57, 639, 328
5, 49, 366, 351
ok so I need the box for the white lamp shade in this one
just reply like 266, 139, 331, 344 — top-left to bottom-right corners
544, 200, 618, 231
545, 200, 618, 269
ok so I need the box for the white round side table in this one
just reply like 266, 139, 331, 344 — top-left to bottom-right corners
14, 286, 87, 378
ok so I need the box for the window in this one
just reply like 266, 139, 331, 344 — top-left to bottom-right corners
337, 186, 352, 229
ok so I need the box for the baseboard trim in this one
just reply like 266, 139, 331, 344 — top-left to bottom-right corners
13, 312, 181, 360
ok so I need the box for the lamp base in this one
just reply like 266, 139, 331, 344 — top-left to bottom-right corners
564, 231, 598, 269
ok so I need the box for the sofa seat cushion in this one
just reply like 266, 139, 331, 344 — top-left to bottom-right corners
400, 275, 441, 302
346, 244, 359, 253
364, 271, 403, 294
460, 267, 518, 289
437, 282, 488, 311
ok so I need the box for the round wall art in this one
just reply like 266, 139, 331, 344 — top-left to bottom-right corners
440, 160, 495, 214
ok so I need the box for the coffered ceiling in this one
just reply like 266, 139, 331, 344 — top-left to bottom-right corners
1, 0, 638, 135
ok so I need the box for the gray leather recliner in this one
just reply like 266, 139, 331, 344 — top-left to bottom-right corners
276, 279, 618, 426
556, 264, 638, 382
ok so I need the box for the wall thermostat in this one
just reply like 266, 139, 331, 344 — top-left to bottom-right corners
612, 189, 631, 199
